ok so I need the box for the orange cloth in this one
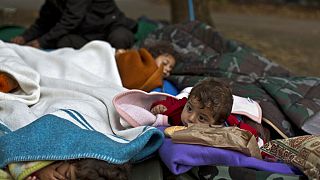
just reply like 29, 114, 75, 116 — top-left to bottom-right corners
116, 48, 163, 92
0, 72, 18, 93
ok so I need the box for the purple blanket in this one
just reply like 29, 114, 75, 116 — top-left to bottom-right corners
158, 127, 298, 175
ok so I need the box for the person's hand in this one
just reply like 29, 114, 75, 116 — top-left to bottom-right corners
115, 49, 128, 56
115, 49, 128, 59
151, 104, 167, 115
26, 176, 39, 180
27, 39, 41, 49
34, 162, 66, 180
10, 36, 26, 45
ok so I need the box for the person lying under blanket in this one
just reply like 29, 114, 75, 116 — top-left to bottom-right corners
0, 41, 179, 96
25, 159, 130, 180
115, 41, 178, 94
1, 158, 130, 180
0, 40, 165, 180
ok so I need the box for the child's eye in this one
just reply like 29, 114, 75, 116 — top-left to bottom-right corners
162, 60, 168, 65
186, 105, 192, 112
198, 116, 206, 122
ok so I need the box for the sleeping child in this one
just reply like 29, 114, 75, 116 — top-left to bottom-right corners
115, 41, 177, 93
25, 159, 130, 180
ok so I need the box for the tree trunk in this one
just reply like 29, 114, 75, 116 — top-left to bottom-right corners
170, 0, 215, 27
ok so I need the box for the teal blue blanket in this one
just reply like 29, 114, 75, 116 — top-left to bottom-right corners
0, 109, 164, 168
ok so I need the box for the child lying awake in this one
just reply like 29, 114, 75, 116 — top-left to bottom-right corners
150, 78, 233, 126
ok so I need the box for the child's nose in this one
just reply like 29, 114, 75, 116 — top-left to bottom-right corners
164, 66, 172, 71
186, 114, 197, 124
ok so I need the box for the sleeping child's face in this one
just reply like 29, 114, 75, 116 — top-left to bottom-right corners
33, 161, 77, 180
180, 97, 219, 126
155, 54, 175, 77
56, 162, 77, 180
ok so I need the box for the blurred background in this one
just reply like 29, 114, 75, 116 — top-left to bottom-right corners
1, 0, 319, 76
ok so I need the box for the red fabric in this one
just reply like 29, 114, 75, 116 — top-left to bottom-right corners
225, 115, 239, 126
226, 114, 258, 138
151, 97, 187, 126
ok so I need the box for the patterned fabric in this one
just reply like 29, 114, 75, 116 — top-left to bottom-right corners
141, 21, 291, 79
259, 76, 320, 134
261, 135, 320, 179
138, 20, 320, 138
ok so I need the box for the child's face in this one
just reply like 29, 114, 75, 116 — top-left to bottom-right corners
155, 54, 175, 77
181, 97, 218, 126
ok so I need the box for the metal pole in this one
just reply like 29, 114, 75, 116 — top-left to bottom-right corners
188, 0, 195, 21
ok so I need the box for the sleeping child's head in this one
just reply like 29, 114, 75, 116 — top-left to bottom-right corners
30, 159, 131, 180
144, 41, 176, 78
181, 78, 233, 126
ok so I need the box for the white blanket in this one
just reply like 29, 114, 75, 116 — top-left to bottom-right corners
0, 40, 149, 140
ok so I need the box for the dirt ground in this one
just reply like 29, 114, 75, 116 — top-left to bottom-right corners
210, 3, 320, 77
1, 1, 319, 77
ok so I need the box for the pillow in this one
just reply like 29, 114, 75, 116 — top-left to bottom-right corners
261, 135, 320, 179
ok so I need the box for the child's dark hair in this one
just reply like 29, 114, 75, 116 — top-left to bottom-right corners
143, 40, 177, 59
74, 159, 131, 180
189, 78, 233, 124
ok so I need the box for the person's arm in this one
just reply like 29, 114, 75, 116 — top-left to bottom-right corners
21, 1, 60, 43
151, 97, 187, 126
38, 0, 92, 48
150, 97, 174, 115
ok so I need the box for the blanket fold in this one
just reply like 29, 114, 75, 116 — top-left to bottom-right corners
0, 41, 40, 105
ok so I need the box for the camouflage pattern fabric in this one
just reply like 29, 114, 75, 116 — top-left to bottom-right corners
139, 20, 320, 138
134, 16, 169, 47
140, 21, 291, 80
259, 76, 320, 135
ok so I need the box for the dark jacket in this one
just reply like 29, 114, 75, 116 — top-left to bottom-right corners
22, 0, 137, 48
